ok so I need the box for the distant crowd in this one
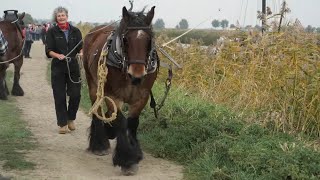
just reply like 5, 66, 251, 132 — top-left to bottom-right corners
22, 22, 52, 58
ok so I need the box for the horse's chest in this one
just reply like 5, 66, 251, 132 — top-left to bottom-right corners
113, 85, 149, 104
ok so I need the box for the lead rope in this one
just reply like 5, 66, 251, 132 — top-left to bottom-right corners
88, 42, 117, 124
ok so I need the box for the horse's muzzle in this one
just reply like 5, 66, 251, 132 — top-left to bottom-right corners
127, 64, 147, 85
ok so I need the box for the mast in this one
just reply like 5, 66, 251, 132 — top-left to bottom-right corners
262, 0, 266, 33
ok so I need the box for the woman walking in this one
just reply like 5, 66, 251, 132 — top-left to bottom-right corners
45, 6, 83, 134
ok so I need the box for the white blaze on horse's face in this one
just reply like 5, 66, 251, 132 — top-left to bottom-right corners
127, 30, 149, 79
137, 30, 145, 39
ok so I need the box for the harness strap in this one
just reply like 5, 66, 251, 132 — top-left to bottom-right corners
128, 59, 146, 64
150, 65, 173, 119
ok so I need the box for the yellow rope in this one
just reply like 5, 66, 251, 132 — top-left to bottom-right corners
88, 48, 117, 124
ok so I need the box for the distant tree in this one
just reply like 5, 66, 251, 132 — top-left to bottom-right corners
254, 25, 262, 30
153, 18, 165, 29
93, 22, 100, 27
177, 19, 189, 29
305, 25, 315, 33
317, 27, 320, 33
230, 24, 236, 29
211, 19, 220, 28
34, 18, 51, 24
20, 13, 34, 25
245, 25, 252, 29
220, 19, 229, 29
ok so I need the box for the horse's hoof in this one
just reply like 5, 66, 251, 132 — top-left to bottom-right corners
92, 149, 110, 156
121, 164, 139, 176
11, 89, 24, 96
0, 94, 8, 100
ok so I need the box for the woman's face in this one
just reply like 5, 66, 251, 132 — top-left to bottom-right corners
56, 12, 68, 24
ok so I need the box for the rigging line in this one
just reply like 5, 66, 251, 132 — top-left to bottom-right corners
272, 0, 277, 22
239, 0, 244, 26
161, 16, 211, 48
242, 0, 248, 27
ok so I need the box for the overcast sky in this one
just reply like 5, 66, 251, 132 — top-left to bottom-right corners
1, 0, 319, 28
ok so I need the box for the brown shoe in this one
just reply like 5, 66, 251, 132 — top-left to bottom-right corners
67, 120, 75, 131
59, 125, 69, 134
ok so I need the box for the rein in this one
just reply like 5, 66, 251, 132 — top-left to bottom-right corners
150, 65, 173, 119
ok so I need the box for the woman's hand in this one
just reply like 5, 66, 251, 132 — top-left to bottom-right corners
57, 54, 66, 60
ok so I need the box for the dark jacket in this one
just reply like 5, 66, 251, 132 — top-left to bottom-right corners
45, 24, 82, 58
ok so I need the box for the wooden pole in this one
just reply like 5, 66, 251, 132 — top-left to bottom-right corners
262, 0, 266, 33
278, 1, 286, 33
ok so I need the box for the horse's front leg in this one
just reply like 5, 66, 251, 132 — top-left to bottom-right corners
88, 114, 110, 156
87, 90, 119, 156
113, 98, 148, 175
11, 58, 24, 96
0, 64, 9, 100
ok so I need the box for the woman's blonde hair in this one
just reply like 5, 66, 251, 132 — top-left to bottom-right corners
52, 6, 68, 22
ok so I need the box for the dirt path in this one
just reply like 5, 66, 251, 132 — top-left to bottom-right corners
4, 41, 182, 180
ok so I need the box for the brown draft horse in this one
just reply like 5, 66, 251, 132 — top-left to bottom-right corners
0, 10, 25, 100
83, 6, 158, 175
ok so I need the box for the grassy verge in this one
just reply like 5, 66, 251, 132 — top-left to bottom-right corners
79, 79, 320, 179
139, 83, 320, 179
0, 72, 36, 170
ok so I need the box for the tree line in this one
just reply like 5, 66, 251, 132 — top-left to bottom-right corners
12, 12, 320, 33
153, 18, 320, 33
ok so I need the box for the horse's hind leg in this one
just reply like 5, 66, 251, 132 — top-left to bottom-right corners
0, 65, 9, 100
88, 115, 110, 156
11, 58, 24, 96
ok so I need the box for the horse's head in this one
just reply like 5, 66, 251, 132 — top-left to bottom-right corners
119, 6, 155, 85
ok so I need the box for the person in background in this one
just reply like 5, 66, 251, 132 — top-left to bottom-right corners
23, 24, 34, 58
36, 25, 41, 41
45, 6, 83, 134
41, 23, 46, 44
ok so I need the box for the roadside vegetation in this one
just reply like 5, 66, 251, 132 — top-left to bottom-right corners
0, 72, 36, 170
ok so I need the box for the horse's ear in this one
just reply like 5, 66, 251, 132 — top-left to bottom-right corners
122, 6, 130, 22
145, 6, 155, 26
19, 12, 25, 20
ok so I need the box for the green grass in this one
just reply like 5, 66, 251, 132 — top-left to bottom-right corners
138, 82, 320, 180
78, 78, 320, 179
0, 72, 36, 170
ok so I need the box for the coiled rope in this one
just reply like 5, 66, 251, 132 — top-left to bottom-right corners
88, 42, 117, 123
